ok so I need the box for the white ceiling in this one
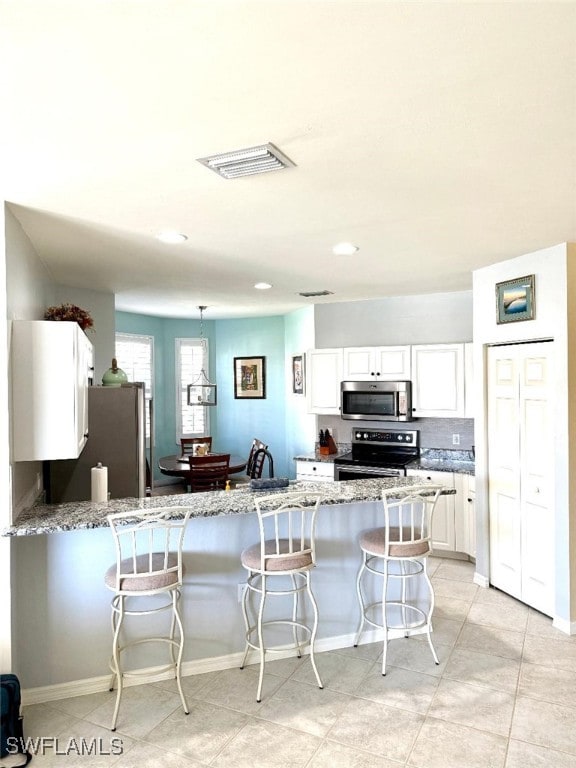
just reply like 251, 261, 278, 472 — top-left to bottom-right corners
3, 1, 576, 319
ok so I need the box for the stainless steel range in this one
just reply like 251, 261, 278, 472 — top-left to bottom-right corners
333, 429, 419, 481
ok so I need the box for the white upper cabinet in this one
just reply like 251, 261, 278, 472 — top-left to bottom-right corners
342, 346, 411, 381
411, 343, 466, 418
12, 321, 94, 461
306, 348, 343, 414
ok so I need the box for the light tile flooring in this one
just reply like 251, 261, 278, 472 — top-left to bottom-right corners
16, 557, 576, 767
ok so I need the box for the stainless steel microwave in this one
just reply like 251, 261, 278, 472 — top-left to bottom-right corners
340, 380, 413, 422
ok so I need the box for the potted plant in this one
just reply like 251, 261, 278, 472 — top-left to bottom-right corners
44, 303, 94, 332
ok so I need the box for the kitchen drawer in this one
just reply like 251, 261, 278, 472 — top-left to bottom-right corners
295, 460, 335, 482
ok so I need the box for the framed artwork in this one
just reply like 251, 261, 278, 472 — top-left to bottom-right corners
496, 275, 535, 324
234, 356, 266, 399
292, 354, 305, 395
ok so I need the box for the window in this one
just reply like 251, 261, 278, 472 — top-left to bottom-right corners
115, 333, 154, 439
176, 338, 210, 438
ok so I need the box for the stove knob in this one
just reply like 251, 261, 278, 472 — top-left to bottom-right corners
363, 433, 369, 440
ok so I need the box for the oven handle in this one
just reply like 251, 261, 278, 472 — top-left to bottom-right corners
334, 465, 404, 480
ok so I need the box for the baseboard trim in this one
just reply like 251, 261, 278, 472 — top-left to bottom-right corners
552, 616, 576, 636
473, 572, 490, 588
22, 626, 427, 706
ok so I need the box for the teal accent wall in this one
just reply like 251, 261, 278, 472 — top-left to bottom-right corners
116, 308, 316, 482
215, 316, 287, 477
115, 311, 216, 483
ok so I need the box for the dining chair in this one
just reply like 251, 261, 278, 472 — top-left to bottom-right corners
354, 484, 443, 675
188, 453, 230, 492
233, 438, 268, 487
104, 506, 192, 731
180, 436, 213, 456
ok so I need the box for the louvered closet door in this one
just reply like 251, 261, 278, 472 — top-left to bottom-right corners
519, 346, 554, 614
487, 342, 554, 615
487, 347, 522, 599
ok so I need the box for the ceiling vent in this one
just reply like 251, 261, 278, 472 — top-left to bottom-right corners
298, 290, 334, 298
197, 143, 295, 179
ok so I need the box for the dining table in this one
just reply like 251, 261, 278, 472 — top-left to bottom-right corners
158, 453, 247, 482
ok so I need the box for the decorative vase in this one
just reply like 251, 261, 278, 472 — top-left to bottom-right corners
102, 358, 128, 387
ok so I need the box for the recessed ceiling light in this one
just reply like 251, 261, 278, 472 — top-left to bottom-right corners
254, 282, 272, 290
332, 242, 359, 256
156, 231, 188, 244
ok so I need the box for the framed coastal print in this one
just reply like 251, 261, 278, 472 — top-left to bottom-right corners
234, 356, 266, 399
292, 354, 305, 395
496, 275, 535, 324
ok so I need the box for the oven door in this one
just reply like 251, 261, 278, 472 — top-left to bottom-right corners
334, 464, 405, 481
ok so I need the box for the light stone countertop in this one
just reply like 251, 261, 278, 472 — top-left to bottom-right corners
2, 476, 456, 537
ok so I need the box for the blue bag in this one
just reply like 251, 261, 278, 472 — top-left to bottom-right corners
0, 674, 32, 764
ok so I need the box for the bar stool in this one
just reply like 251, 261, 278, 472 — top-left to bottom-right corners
104, 506, 191, 730
240, 491, 324, 702
354, 484, 443, 675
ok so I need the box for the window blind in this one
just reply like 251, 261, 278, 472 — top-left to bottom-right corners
115, 333, 154, 439
176, 338, 209, 438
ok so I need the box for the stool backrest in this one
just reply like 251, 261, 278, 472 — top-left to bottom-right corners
107, 507, 191, 593
254, 491, 322, 572
381, 484, 443, 558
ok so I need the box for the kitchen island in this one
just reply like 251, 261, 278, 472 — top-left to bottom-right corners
6, 477, 455, 701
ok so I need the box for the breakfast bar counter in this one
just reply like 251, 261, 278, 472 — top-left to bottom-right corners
6, 477, 457, 698
2, 476, 455, 537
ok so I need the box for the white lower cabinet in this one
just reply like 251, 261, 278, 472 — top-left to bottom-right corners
454, 473, 476, 558
406, 469, 455, 552
295, 460, 335, 483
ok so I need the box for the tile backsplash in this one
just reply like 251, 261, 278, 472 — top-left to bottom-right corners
317, 416, 474, 451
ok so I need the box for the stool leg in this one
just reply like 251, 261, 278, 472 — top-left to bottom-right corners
306, 572, 323, 690
240, 575, 252, 670
353, 554, 368, 647
381, 560, 390, 676
109, 600, 120, 692
110, 595, 125, 731
400, 560, 409, 637
172, 589, 190, 714
423, 559, 439, 666
256, 574, 267, 703
291, 574, 302, 658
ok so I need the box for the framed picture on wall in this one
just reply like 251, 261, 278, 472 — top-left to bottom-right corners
496, 275, 535, 324
234, 356, 266, 399
292, 355, 305, 395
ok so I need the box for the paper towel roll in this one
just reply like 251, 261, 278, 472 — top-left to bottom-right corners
91, 463, 108, 503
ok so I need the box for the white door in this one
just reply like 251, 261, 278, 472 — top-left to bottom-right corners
487, 342, 554, 614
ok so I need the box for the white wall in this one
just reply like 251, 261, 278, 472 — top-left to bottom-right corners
472, 242, 576, 627
314, 291, 473, 348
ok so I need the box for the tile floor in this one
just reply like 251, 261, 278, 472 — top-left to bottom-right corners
16, 557, 576, 767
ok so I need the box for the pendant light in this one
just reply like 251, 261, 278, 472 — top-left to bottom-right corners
186, 306, 217, 406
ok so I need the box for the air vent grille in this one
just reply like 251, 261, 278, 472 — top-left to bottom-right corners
298, 290, 334, 298
197, 143, 295, 179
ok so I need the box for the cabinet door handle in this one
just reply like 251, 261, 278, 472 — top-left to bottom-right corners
467, 497, 473, 502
